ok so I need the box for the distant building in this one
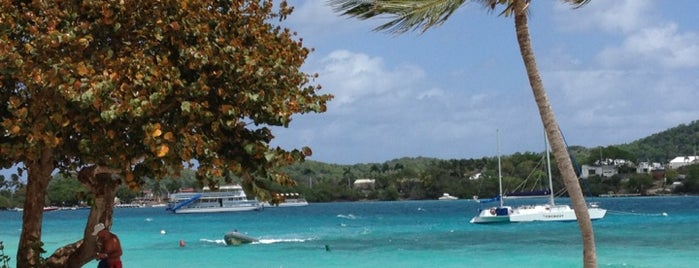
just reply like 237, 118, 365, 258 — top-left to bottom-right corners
594, 158, 630, 166
353, 179, 375, 190
636, 162, 663, 174
668, 156, 699, 169
580, 165, 618, 179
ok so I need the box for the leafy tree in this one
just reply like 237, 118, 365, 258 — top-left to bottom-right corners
328, 0, 600, 266
625, 174, 654, 194
0, 0, 330, 266
46, 174, 88, 207
679, 164, 699, 193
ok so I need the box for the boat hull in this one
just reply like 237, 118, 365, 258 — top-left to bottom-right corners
262, 199, 309, 208
173, 204, 261, 214
470, 206, 512, 224
509, 204, 607, 222
224, 232, 258, 245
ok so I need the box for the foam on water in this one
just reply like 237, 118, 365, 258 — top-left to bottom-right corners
1, 197, 698, 268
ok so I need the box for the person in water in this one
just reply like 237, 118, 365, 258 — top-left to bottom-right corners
93, 223, 123, 268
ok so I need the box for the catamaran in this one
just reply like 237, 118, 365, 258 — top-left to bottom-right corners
470, 130, 513, 224
508, 134, 607, 222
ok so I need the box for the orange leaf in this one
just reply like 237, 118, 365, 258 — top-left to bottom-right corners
156, 145, 169, 157
77, 64, 88, 76
163, 132, 175, 141
151, 129, 162, 137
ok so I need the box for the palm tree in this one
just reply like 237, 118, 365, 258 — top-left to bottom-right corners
328, 0, 598, 267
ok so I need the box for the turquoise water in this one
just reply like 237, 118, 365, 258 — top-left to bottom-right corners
1, 196, 698, 268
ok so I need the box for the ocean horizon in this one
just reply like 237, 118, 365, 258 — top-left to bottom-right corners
1, 196, 697, 268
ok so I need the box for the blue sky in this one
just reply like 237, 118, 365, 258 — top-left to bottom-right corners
268, 0, 699, 165
3, 1, 697, 181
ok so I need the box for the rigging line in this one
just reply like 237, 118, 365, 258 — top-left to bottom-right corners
558, 126, 594, 196
510, 155, 547, 193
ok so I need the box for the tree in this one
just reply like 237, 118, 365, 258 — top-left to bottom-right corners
328, 0, 599, 266
46, 174, 87, 207
626, 174, 654, 194
1, 0, 331, 267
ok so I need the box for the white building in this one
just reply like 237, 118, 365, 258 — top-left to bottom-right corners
636, 162, 664, 174
353, 179, 375, 190
668, 156, 699, 169
581, 165, 618, 179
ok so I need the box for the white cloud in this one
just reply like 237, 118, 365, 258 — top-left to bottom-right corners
314, 50, 425, 107
597, 23, 699, 69
553, 0, 655, 34
417, 87, 445, 100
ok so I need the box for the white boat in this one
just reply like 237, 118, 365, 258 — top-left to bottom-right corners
263, 193, 309, 207
508, 134, 607, 222
166, 185, 261, 214
470, 130, 512, 224
438, 193, 459, 200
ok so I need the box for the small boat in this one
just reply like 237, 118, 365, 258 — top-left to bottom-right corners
166, 185, 261, 214
438, 193, 458, 200
263, 193, 309, 207
43, 206, 60, 212
224, 231, 258, 245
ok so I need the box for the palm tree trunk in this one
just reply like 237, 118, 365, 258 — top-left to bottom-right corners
512, 1, 597, 267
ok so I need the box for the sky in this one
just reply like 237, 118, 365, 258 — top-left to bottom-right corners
3, 1, 698, 181
268, 0, 699, 165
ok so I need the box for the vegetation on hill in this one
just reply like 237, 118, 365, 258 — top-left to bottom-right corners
2, 120, 698, 208
620, 120, 699, 162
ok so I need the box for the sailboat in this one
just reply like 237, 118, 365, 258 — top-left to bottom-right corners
508, 133, 607, 222
470, 130, 512, 224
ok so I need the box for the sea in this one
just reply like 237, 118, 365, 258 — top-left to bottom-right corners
1, 196, 698, 268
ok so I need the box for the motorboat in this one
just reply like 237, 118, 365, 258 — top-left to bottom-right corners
438, 193, 459, 200
224, 231, 258, 245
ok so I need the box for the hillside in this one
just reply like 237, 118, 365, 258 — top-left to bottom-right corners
292, 120, 699, 171
619, 120, 699, 162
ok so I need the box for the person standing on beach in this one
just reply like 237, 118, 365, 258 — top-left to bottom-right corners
93, 223, 123, 268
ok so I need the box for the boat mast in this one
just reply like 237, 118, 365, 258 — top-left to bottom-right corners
545, 132, 555, 206
497, 129, 504, 207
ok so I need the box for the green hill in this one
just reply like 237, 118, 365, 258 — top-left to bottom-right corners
619, 120, 699, 162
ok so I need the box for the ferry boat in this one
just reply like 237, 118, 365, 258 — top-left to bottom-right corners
166, 185, 261, 214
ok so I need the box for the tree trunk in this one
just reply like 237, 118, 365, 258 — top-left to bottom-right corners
513, 1, 597, 267
44, 166, 120, 268
17, 147, 55, 268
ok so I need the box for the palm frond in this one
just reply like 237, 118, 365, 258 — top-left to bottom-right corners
562, 0, 591, 9
328, 0, 467, 34
328, 0, 590, 34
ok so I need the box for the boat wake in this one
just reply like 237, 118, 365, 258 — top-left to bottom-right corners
607, 210, 668, 217
337, 214, 357, 219
199, 238, 228, 245
199, 237, 311, 245
256, 238, 308, 244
